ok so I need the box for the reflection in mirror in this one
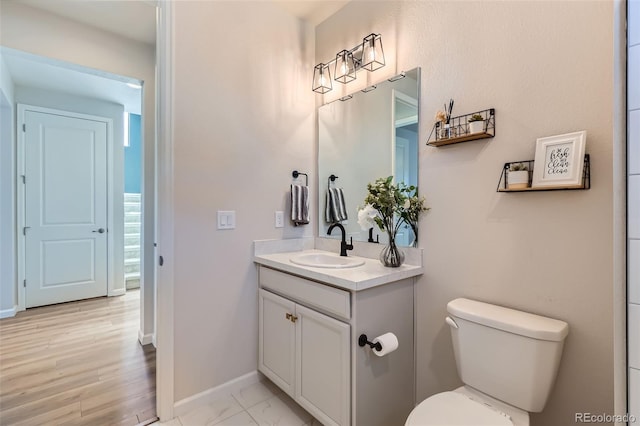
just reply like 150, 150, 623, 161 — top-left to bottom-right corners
318, 68, 420, 247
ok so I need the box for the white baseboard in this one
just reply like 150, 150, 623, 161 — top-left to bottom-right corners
138, 330, 154, 346
0, 305, 17, 319
109, 288, 126, 297
173, 371, 261, 418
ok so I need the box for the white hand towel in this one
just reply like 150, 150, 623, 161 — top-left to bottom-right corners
291, 184, 309, 226
325, 187, 348, 223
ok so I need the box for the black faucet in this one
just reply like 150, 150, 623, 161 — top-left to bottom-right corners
367, 227, 379, 243
327, 223, 354, 256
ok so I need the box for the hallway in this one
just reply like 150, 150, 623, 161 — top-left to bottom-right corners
0, 290, 156, 425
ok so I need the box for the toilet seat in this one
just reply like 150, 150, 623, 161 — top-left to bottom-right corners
405, 391, 514, 426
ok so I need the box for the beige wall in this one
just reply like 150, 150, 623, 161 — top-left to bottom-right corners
317, 2, 615, 425
0, 1, 157, 338
172, 1, 315, 401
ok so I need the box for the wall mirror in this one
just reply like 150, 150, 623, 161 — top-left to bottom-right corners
318, 67, 420, 247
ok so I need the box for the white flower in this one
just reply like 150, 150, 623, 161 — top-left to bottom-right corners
357, 204, 378, 230
403, 199, 411, 209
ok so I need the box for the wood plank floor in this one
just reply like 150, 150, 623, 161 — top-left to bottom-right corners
0, 290, 156, 426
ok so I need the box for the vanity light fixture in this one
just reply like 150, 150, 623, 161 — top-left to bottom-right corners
312, 33, 386, 94
360, 33, 385, 71
312, 63, 332, 94
334, 50, 357, 83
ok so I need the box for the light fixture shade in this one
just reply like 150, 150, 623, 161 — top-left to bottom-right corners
361, 34, 385, 72
312, 63, 332, 94
334, 50, 356, 84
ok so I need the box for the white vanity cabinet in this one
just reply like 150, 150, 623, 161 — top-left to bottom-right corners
256, 263, 416, 426
259, 289, 350, 426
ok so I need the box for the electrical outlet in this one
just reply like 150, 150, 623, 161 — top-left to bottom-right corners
275, 211, 284, 228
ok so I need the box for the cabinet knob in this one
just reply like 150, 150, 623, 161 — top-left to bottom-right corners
285, 313, 298, 323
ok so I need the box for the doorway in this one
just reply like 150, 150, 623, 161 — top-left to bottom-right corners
0, 47, 156, 422
1, 0, 165, 417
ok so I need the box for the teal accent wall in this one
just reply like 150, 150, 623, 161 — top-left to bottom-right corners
124, 113, 141, 194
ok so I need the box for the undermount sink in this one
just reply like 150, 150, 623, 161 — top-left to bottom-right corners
290, 252, 365, 269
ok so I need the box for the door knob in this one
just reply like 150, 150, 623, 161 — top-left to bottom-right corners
93, 228, 105, 233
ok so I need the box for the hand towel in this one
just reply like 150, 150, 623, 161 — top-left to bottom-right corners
325, 187, 348, 223
291, 184, 309, 226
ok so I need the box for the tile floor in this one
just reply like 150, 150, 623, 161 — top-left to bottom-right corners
155, 380, 322, 426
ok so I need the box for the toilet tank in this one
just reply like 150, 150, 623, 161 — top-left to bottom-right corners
446, 298, 569, 413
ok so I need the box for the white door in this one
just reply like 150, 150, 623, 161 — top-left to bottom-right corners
295, 304, 350, 426
259, 289, 296, 397
24, 110, 108, 308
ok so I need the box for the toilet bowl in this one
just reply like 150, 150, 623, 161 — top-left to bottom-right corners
405, 386, 529, 426
405, 298, 568, 426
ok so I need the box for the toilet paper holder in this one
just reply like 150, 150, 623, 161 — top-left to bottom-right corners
358, 334, 382, 352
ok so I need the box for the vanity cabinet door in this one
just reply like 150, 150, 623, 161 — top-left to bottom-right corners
259, 289, 296, 397
295, 304, 350, 426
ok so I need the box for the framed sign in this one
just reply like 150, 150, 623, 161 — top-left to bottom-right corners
532, 131, 586, 188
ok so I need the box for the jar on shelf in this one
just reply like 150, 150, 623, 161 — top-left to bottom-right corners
440, 123, 453, 139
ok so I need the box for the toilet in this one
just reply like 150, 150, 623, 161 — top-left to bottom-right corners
406, 298, 569, 426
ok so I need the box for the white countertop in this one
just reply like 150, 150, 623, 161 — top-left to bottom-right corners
254, 248, 423, 292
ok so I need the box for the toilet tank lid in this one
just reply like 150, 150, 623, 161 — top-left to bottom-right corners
447, 298, 569, 342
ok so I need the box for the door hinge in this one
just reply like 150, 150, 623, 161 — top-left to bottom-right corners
23, 226, 30, 236
21, 175, 26, 184
23, 279, 26, 288
22, 123, 26, 132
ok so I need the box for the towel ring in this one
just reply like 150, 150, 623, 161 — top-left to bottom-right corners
328, 174, 338, 189
292, 170, 308, 186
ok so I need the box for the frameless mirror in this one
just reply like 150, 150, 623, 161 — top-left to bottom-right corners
318, 68, 420, 246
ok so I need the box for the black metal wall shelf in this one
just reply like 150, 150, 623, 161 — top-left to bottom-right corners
497, 154, 591, 192
427, 108, 495, 147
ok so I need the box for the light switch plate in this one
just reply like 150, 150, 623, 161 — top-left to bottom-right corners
217, 210, 236, 230
275, 211, 284, 228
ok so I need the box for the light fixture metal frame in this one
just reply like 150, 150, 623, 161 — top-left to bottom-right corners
360, 33, 385, 72
312, 63, 333, 94
334, 49, 357, 84
312, 33, 385, 94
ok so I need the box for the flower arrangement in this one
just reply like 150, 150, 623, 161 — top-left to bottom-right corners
358, 177, 429, 266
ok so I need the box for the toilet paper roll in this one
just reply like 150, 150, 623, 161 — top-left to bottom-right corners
372, 332, 399, 357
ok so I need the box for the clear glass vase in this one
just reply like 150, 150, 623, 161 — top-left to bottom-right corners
379, 234, 405, 267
